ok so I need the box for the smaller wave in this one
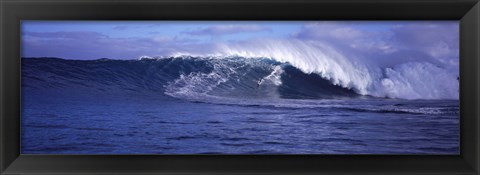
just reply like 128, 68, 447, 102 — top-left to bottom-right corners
341, 105, 458, 115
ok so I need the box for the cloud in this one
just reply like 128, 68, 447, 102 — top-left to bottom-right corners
390, 22, 459, 61
293, 22, 394, 54
25, 31, 107, 40
112, 26, 130, 30
112, 24, 164, 31
183, 25, 272, 36
293, 22, 365, 39
22, 31, 192, 60
292, 21, 459, 69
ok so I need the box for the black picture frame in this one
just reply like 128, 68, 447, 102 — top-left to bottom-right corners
1, 0, 479, 174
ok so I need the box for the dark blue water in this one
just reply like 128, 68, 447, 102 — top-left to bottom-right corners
21, 57, 459, 154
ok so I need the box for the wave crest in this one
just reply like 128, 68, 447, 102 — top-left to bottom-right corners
169, 39, 458, 100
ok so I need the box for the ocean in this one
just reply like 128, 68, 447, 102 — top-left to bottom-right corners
21, 57, 459, 154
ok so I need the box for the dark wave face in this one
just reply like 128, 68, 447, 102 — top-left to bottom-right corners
22, 56, 359, 100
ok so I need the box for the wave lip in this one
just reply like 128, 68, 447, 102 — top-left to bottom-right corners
173, 39, 375, 95
170, 38, 458, 100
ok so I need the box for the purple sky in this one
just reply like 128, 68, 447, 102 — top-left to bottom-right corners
21, 21, 458, 66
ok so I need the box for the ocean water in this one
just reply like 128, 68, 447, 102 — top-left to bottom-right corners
21, 57, 459, 154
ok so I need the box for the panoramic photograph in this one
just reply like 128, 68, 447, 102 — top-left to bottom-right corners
21, 21, 459, 154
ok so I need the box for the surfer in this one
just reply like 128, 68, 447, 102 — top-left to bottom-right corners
256, 79, 263, 88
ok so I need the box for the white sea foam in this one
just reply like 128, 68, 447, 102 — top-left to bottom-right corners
166, 38, 458, 100
164, 59, 235, 99
372, 62, 458, 99
260, 65, 284, 86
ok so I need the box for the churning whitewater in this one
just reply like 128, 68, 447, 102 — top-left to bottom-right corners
156, 38, 458, 100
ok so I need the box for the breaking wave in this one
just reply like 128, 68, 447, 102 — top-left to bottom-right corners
22, 49, 458, 102
168, 39, 458, 100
